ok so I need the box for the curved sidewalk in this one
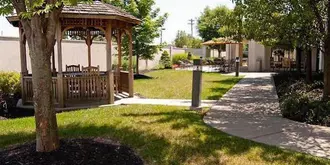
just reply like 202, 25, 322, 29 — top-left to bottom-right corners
204, 73, 330, 159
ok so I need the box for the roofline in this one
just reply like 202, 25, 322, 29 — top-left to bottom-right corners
60, 13, 141, 25
6, 14, 141, 27
202, 42, 241, 45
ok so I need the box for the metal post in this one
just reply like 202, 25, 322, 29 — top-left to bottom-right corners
190, 57, 203, 110
160, 28, 165, 45
236, 57, 240, 77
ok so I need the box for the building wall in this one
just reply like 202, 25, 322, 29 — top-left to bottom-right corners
185, 48, 203, 56
0, 37, 24, 72
0, 36, 171, 72
0, 36, 112, 73
248, 40, 271, 72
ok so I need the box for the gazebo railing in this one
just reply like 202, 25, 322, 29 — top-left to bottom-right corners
63, 75, 108, 101
22, 76, 58, 103
119, 71, 129, 93
21, 71, 130, 105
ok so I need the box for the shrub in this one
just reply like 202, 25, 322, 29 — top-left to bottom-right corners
274, 72, 330, 126
0, 71, 21, 95
159, 51, 172, 69
172, 53, 188, 65
187, 52, 192, 60
115, 56, 137, 71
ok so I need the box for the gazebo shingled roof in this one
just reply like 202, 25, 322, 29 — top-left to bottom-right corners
62, 1, 140, 23
7, 1, 141, 27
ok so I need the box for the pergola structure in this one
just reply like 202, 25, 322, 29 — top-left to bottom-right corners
202, 37, 245, 66
7, 1, 141, 107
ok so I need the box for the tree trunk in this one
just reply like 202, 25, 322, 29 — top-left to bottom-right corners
323, 39, 330, 100
296, 47, 302, 73
25, 13, 59, 152
12, 0, 60, 153
136, 54, 140, 74
323, 2, 330, 100
306, 49, 312, 84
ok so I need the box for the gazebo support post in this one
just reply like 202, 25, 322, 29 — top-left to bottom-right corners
117, 30, 122, 93
19, 25, 28, 104
87, 29, 92, 67
56, 23, 65, 108
128, 29, 134, 97
106, 23, 115, 104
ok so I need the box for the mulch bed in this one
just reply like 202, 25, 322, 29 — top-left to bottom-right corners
0, 138, 143, 165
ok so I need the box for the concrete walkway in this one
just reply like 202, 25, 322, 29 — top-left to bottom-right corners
204, 73, 330, 159
115, 98, 217, 107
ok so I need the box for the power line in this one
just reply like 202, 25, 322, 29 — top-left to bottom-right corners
188, 19, 195, 37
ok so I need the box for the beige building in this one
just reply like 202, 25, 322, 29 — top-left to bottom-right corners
202, 40, 319, 72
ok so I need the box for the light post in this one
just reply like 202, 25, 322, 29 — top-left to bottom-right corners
235, 57, 240, 77
190, 57, 203, 110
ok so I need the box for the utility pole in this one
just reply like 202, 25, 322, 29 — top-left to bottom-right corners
160, 28, 165, 45
188, 19, 194, 37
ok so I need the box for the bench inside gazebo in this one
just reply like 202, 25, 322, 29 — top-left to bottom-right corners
7, 1, 141, 107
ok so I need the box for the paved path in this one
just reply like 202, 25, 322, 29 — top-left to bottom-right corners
204, 73, 330, 159
115, 98, 217, 107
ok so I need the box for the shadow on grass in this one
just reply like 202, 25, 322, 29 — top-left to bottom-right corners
121, 111, 327, 164
0, 109, 328, 164
134, 74, 153, 80
207, 78, 241, 85
205, 87, 230, 100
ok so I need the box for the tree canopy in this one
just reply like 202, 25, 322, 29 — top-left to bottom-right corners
109, 0, 167, 73
232, 0, 330, 99
174, 30, 202, 48
197, 5, 244, 42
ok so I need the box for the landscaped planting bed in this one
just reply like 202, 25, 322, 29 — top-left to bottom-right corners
273, 72, 330, 126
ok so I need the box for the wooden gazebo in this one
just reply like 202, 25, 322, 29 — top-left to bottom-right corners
202, 37, 245, 66
7, 1, 141, 107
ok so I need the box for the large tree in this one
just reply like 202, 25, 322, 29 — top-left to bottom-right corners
197, 5, 244, 59
174, 30, 202, 48
0, 0, 88, 152
111, 0, 167, 74
233, 0, 324, 86
197, 6, 233, 41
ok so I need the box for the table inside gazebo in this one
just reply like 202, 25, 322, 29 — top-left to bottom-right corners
21, 70, 130, 105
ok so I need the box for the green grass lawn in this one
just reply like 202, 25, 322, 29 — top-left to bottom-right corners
1, 105, 329, 165
135, 70, 241, 100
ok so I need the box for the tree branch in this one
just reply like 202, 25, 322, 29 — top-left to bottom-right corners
308, 0, 325, 34
11, 0, 32, 40
45, 1, 63, 55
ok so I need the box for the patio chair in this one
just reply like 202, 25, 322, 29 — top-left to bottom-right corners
66, 64, 81, 72
82, 65, 100, 76
65, 64, 81, 77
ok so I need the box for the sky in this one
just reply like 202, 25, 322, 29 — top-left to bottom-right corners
0, 0, 234, 43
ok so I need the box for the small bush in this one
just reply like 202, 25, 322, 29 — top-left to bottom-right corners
274, 72, 330, 126
172, 53, 188, 65
116, 56, 137, 71
0, 71, 21, 95
187, 52, 192, 60
159, 51, 172, 69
